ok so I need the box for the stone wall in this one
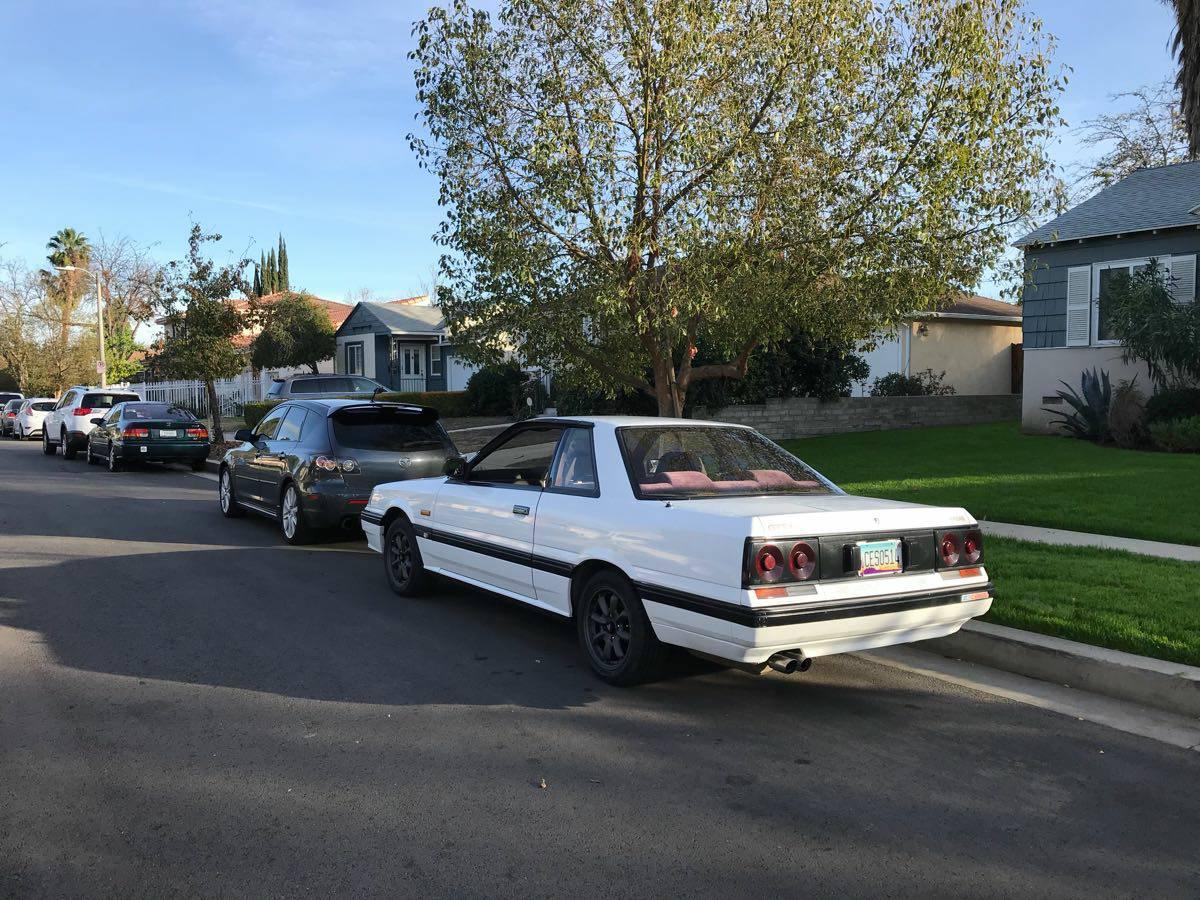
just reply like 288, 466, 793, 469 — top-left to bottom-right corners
692, 394, 1020, 441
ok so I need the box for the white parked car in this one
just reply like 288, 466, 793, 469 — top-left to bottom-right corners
12, 397, 54, 440
42, 386, 141, 459
361, 417, 992, 684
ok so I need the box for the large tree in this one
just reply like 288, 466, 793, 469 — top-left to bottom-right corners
411, 0, 1064, 415
250, 292, 336, 374
1168, 0, 1200, 155
1076, 80, 1190, 193
156, 225, 250, 444
43, 227, 92, 355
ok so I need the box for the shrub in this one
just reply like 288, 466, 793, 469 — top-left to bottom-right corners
465, 363, 526, 415
869, 368, 955, 397
1149, 415, 1200, 452
371, 390, 472, 418
1145, 387, 1200, 424
1107, 379, 1148, 449
242, 400, 282, 429
1104, 259, 1200, 390
1044, 368, 1111, 442
555, 387, 656, 417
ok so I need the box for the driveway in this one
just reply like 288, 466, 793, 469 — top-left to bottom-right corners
1, 439, 1198, 898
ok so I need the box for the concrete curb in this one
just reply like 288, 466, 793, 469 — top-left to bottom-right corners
923, 621, 1200, 720
204, 458, 220, 475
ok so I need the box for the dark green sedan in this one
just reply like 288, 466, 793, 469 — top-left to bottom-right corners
87, 402, 211, 472
218, 399, 457, 545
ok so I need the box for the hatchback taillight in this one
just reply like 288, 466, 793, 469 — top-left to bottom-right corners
73, 407, 93, 416
314, 455, 358, 473
123, 426, 149, 438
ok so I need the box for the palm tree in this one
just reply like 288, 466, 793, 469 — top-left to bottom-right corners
43, 228, 94, 358
46, 227, 91, 267
1168, 0, 1200, 155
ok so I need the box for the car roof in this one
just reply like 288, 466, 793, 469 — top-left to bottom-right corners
534, 415, 750, 430
277, 398, 437, 418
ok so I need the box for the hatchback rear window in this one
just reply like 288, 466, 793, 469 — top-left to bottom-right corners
83, 393, 139, 409
31, 401, 54, 411
331, 407, 448, 452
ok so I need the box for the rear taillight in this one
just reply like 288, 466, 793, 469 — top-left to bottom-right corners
939, 532, 961, 568
72, 407, 93, 416
314, 456, 358, 473
4, 412, 13, 418
187, 427, 209, 439
122, 426, 149, 438
745, 538, 820, 588
963, 529, 983, 565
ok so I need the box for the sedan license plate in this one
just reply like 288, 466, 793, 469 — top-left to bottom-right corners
858, 538, 902, 577
157, 429, 177, 438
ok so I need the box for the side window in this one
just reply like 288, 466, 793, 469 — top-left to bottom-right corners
468, 426, 565, 488
320, 376, 354, 394
290, 379, 318, 395
56, 392, 75, 410
299, 408, 327, 444
255, 406, 288, 440
104, 407, 122, 425
276, 407, 307, 442
548, 427, 598, 495
352, 378, 378, 393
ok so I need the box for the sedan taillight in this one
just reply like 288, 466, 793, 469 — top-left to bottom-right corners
745, 538, 820, 588
936, 528, 983, 569
122, 426, 149, 438
187, 426, 209, 439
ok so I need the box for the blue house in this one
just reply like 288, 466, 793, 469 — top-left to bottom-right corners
1015, 160, 1200, 432
333, 299, 481, 393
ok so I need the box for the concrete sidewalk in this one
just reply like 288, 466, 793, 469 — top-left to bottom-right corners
980, 520, 1200, 562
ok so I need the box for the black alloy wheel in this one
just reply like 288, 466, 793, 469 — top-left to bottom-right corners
576, 571, 666, 686
384, 518, 428, 596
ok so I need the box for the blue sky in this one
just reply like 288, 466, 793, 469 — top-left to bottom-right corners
0, 1, 1181, 303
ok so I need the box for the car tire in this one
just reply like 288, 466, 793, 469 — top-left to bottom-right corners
107, 444, 122, 472
576, 570, 667, 686
61, 430, 77, 460
383, 517, 429, 596
219, 468, 244, 518
87, 439, 99, 465
42, 429, 55, 455
279, 482, 314, 545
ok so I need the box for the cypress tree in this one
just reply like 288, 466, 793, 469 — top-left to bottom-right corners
253, 263, 262, 298
266, 248, 277, 294
278, 235, 289, 292
258, 251, 267, 296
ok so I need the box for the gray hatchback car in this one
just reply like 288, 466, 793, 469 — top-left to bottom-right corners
266, 373, 389, 400
218, 399, 457, 544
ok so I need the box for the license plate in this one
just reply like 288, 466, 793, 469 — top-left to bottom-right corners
158, 429, 176, 437
858, 538, 902, 576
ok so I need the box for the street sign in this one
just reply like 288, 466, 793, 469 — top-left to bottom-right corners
96, 361, 106, 374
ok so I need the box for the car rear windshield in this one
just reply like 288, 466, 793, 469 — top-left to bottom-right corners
31, 401, 54, 411
331, 407, 448, 452
618, 426, 835, 499
83, 393, 140, 409
122, 403, 197, 420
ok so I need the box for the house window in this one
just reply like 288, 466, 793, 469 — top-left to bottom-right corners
1095, 260, 1152, 344
346, 342, 364, 376
430, 344, 442, 376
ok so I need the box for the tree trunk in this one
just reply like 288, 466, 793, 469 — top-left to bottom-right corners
309, 361, 320, 374
205, 379, 224, 445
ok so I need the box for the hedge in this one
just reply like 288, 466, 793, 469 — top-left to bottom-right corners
240, 391, 472, 431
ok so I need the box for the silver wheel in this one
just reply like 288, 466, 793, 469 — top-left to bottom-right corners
281, 486, 299, 539
107, 445, 120, 472
220, 471, 232, 512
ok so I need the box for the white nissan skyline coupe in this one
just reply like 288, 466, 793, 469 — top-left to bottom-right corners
361, 417, 992, 685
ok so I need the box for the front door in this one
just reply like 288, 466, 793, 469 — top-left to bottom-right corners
236, 405, 288, 504
391, 341, 426, 392
430, 424, 566, 601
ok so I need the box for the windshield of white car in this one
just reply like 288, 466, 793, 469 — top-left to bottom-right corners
617, 426, 835, 499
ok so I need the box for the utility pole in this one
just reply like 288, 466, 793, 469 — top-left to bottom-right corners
54, 265, 107, 387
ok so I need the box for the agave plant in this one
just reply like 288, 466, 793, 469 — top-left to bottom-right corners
1044, 368, 1112, 442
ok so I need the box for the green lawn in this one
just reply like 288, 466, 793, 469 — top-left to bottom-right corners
782, 422, 1200, 545
982, 537, 1200, 666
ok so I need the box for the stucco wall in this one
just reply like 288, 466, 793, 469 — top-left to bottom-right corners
909, 319, 1021, 395
1021, 347, 1151, 434
694, 394, 1020, 440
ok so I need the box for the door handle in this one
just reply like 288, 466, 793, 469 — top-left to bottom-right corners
512, 504, 530, 516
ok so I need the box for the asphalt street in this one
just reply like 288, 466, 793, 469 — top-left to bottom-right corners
1, 437, 1198, 899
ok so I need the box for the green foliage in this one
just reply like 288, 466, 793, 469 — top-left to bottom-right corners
1107, 379, 1149, 449
870, 369, 955, 397
1150, 416, 1200, 452
690, 333, 870, 408
1145, 387, 1200, 424
1044, 368, 1112, 442
372, 390, 473, 418
155, 225, 251, 444
243, 400, 281, 429
277, 235, 289, 292
104, 323, 143, 384
1104, 259, 1200, 390
249, 292, 335, 373
465, 362, 526, 415
410, 0, 1064, 415
554, 387, 656, 417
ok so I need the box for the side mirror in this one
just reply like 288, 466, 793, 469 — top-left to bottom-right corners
234, 428, 255, 443
442, 456, 468, 479
90, 417, 104, 426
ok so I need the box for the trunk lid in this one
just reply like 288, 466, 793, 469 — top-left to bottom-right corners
657, 493, 976, 534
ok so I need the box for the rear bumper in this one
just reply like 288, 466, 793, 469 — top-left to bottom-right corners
301, 484, 372, 529
642, 582, 994, 664
118, 442, 209, 462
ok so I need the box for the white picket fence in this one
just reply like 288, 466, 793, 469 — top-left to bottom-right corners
138, 371, 277, 419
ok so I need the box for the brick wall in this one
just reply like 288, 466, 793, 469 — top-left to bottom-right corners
692, 394, 1020, 440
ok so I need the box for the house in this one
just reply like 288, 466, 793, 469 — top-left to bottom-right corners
855, 294, 1023, 396
333, 296, 482, 393
1015, 160, 1200, 433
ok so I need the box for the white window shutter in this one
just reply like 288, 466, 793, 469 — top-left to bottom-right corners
1065, 265, 1091, 347
1170, 254, 1196, 303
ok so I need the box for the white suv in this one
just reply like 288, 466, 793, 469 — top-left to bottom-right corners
43, 386, 141, 459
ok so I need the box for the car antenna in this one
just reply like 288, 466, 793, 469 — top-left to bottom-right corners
372, 387, 385, 404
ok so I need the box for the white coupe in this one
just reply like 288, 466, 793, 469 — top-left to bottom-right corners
361, 417, 992, 684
